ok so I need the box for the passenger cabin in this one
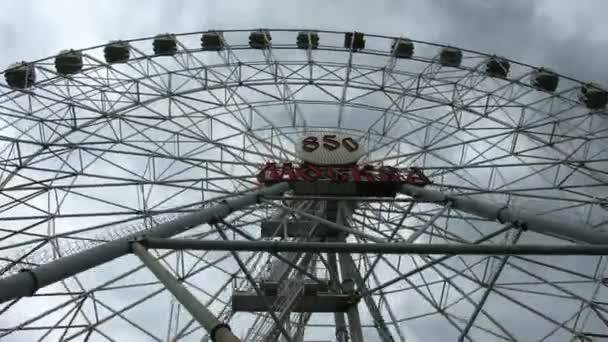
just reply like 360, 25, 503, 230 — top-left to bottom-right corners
249, 30, 271, 49
485, 56, 510, 78
581, 83, 608, 110
4, 62, 36, 89
531, 68, 559, 92
344, 32, 365, 51
153, 34, 178, 56
296, 31, 319, 49
439, 47, 462, 67
391, 38, 414, 59
104, 41, 130, 64
55, 50, 83, 75
201, 32, 224, 51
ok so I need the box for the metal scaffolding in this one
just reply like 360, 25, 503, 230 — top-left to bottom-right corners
1, 183, 607, 340
0, 183, 289, 304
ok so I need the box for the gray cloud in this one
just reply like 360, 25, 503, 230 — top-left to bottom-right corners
0, 1, 607, 341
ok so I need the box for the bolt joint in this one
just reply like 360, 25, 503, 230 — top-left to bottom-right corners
18, 269, 39, 296
210, 322, 231, 342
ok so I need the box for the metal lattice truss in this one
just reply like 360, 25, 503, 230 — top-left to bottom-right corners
0, 29, 607, 341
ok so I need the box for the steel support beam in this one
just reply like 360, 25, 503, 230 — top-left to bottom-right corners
339, 254, 364, 342
262, 199, 385, 243
0, 183, 289, 304
400, 184, 608, 244
458, 230, 522, 341
406, 202, 451, 243
264, 252, 315, 341
132, 243, 239, 342
328, 252, 349, 342
335, 203, 363, 342
341, 254, 394, 342
143, 239, 608, 255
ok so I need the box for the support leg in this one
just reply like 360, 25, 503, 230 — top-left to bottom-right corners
338, 254, 364, 342
328, 252, 349, 342
336, 202, 364, 342
132, 243, 239, 342
341, 254, 395, 342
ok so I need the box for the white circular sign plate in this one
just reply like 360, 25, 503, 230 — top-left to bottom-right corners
294, 132, 366, 165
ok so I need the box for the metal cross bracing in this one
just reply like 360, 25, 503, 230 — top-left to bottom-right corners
238, 201, 327, 341
0, 29, 606, 341
243, 255, 312, 341
0, 195, 604, 342
0, 194, 604, 340
239, 200, 324, 342
0, 187, 604, 342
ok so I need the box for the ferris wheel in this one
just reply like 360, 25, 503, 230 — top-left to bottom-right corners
0, 28, 607, 341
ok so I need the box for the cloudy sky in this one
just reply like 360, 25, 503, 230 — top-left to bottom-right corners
0, 0, 607, 87
1, 1, 607, 341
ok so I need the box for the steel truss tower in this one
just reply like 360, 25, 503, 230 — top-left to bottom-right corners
0, 29, 607, 341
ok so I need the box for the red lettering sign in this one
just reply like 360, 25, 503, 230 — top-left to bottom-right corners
257, 162, 430, 187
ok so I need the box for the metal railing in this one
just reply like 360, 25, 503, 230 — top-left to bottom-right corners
0, 212, 186, 277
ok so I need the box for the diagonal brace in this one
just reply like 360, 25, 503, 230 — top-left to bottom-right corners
0, 183, 289, 304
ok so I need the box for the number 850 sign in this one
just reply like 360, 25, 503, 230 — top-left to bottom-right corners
302, 135, 359, 153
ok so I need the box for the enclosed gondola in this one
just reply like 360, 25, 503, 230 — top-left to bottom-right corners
439, 47, 462, 67
344, 31, 365, 51
485, 56, 510, 78
531, 68, 559, 92
249, 30, 271, 49
581, 83, 607, 110
55, 50, 83, 75
201, 31, 225, 51
296, 31, 320, 49
4, 62, 36, 89
104, 41, 131, 64
153, 34, 178, 56
391, 38, 415, 58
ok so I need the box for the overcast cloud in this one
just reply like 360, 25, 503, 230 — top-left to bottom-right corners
0, 0, 607, 88
1, 1, 607, 341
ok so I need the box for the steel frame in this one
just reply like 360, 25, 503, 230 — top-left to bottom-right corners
0, 182, 288, 303
133, 239, 608, 255
0, 28, 606, 342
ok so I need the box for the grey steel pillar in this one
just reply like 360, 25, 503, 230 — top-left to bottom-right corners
0, 183, 289, 304
336, 202, 364, 342
265, 252, 315, 341
328, 252, 349, 342
267, 201, 314, 282
338, 253, 364, 342
132, 243, 239, 342
341, 254, 394, 342
458, 229, 523, 341
400, 184, 608, 244
292, 313, 308, 342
